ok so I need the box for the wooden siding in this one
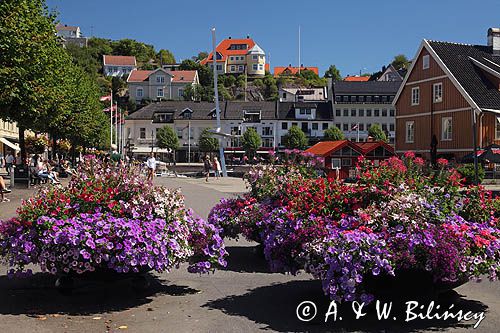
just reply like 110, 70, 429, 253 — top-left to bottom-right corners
406, 49, 445, 82
480, 112, 500, 146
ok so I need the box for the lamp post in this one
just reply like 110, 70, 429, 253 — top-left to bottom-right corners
151, 120, 154, 154
211, 27, 227, 177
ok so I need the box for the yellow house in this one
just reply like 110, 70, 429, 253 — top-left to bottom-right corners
0, 120, 21, 158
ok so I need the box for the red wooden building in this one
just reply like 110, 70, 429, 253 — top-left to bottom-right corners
306, 140, 394, 179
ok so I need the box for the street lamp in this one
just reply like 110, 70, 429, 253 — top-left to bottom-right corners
151, 119, 154, 154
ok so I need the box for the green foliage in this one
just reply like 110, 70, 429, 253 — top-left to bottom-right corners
112, 38, 156, 63
456, 164, 485, 185
295, 70, 327, 87
180, 59, 212, 86
324, 65, 342, 81
368, 124, 388, 142
323, 126, 345, 141
198, 128, 219, 152
66, 43, 100, 77
192, 51, 208, 62
241, 128, 262, 158
156, 125, 179, 151
392, 54, 410, 70
157, 49, 176, 65
283, 125, 308, 149
236, 74, 246, 88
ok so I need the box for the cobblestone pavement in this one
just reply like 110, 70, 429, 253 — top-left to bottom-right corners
0, 176, 498, 332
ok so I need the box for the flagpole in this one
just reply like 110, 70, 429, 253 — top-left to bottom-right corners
212, 27, 227, 177
115, 103, 118, 152
118, 109, 121, 154
110, 90, 113, 152
357, 122, 360, 142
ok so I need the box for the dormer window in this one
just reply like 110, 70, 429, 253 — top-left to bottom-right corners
243, 110, 261, 123
153, 112, 174, 123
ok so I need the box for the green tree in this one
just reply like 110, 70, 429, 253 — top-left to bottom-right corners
66, 43, 100, 77
296, 70, 327, 87
157, 49, 176, 65
324, 65, 342, 81
283, 125, 308, 149
391, 54, 410, 70
112, 38, 156, 63
323, 126, 345, 141
179, 59, 212, 87
0, 0, 77, 159
368, 124, 388, 142
156, 125, 179, 150
241, 127, 261, 159
261, 73, 278, 100
198, 128, 219, 153
192, 51, 208, 62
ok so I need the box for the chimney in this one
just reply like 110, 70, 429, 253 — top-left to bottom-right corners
246, 35, 250, 39
488, 28, 500, 55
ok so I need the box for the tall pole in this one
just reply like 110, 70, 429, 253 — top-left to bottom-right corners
115, 103, 118, 152
212, 27, 228, 177
110, 90, 113, 152
188, 120, 191, 165
298, 25, 301, 74
357, 123, 360, 142
472, 108, 479, 185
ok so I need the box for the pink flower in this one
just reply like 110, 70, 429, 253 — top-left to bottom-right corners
404, 151, 415, 159
414, 157, 425, 166
437, 158, 448, 167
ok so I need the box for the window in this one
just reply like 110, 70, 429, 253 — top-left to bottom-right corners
292, 122, 298, 127
382, 109, 387, 117
442, 117, 452, 141
216, 65, 223, 71
433, 82, 443, 103
406, 121, 415, 143
351, 109, 356, 117
335, 96, 341, 102
350, 96, 357, 102
183, 111, 192, 119
263, 138, 273, 148
496, 117, 500, 139
258, 64, 264, 70
374, 109, 380, 117
343, 124, 348, 131
382, 124, 387, 131
423, 55, 430, 69
231, 66, 236, 71
359, 123, 365, 131
157, 88, 164, 97
282, 122, 288, 130
382, 96, 388, 103
343, 96, 349, 102
366, 96, 373, 102
331, 158, 341, 169
390, 109, 395, 117
230, 56, 234, 61
312, 123, 318, 130
178, 88, 184, 98
176, 128, 183, 139
140, 128, 146, 139
411, 87, 420, 105
239, 65, 244, 71
253, 64, 258, 70
343, 109, 349, 116
156, 75, 165, 83
336, 109, 341, 117
335, 123, 341, 129
342, 159, 352, 167
389, 123, 395, 131
252, 55, 258, 60
262, 126, 273, 136
366, 109, 372, 117
136, 87, 143, 98
323, 123, 329, 130
359, 96, 365, 102
359, 109, 364, 117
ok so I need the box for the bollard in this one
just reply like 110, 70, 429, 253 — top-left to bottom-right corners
9, 165, 14, 189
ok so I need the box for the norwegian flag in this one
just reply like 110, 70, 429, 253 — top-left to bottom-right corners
103, 104, 117, 112
351, 123, 358, 130
100, 94, 112, 102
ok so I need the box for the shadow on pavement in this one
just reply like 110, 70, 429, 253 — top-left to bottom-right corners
222, 245, 273, 274
204, 280, 488, 332
0, 272, 198, 316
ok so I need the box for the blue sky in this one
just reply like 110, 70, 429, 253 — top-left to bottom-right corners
47, 0, 500, 77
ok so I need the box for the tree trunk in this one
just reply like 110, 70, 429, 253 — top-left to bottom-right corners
52, 136, 57, 160
18, 126, 26, 164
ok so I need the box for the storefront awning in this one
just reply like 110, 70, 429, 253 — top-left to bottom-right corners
0, 137, 20, 151
131, 147, 173, 154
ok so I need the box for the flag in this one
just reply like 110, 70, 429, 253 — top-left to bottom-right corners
100, 94, 112, 102
103, 104, 117, 112
351, 124, 358, 130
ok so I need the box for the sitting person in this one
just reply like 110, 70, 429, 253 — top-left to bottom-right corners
36, 160, 60, 184
60, 159, 75, 176
0, 176, 11, 202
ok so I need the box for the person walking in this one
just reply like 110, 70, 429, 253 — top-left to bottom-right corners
146, 153, 156, 182
203, 155, 211, 182
5, 151, 14, 175
213, 156, 222, 180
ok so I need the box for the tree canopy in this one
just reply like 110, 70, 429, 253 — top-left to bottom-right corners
368, 124, 388, 142
283, 125, 308, 149
323, 126, 345, 141
241, 127, 262, 158
324, 65, 342, 81
391, 54, 410, 70
198, 128, 219, 152
156, 125, 179, 151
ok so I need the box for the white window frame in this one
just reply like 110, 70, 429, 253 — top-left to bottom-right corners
252, 55, 258, 60
496, 116, 500, 140
331, 158, 341, 169
411, 87, 420, 106
136, 87, 143, 98
442, 117, 452, 141
157, 88, 164, 98
405, 121, 415, 143
423, 55, 430, 70
178, 88, 184, 98
252, 64, 258, 70
156, 75, 165, 83
433, 82, 443, 103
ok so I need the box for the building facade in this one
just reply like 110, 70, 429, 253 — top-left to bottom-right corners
127, 68, 199, 104
278, 87, 328, 102
55, 24, 88, 47
103, 55, 137, 77
273, 66, 319, 77
332, 81, 401, 143
394, 28, 500, 160
200, 37, 266, 77
0, 120, 21, 158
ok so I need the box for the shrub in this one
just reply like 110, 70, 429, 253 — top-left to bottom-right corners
457, 163, 485, 184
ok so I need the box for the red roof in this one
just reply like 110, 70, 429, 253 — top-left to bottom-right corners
127, 69, 197, 83
343, 76, 370, 82
103, 55, 137, 66
356, 141, 394, 155
305, 140, 354, 157
200, 38, 256, 65
274, 66, 319, 76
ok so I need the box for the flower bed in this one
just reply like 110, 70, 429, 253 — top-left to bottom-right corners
209, 152, 500, 302
0, 156, 227, 278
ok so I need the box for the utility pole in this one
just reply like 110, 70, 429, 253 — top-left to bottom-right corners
212, 27, 228, 177
298, 25, 301, 74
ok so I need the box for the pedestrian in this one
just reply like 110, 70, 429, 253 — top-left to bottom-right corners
213, 156, 222, 179
203, 155, 211, 182
5, 151, 14, 175
146, 153, 156, 182
0, 175, 11, 202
